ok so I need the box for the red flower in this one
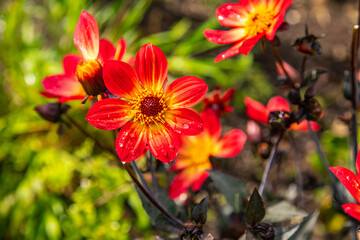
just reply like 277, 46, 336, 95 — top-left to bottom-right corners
203, 87, 235, 117
330, 151, 360, 221
41, 11, 129, 101
204, 0, 293, 62
244, 96, 321, 131
169, 109, 247, 199
86, 44, 208, 163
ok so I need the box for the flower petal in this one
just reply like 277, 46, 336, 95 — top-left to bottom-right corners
169, 169, 196, 199
244, 96, 269, 124
330, 166, 360, 203
266, 96, 290, 112
42, 74, 84, 99
192, 171, 210, 191
63, 54, 82, 75
356, 149, 360, 176
74, 10, 99, 60
148, 123, 180, 164
203, 28, 246, 44
114, 38, 127, 61
276, 61, 299, 81
289, 120, 321, 132
201, 109, 221, 140
135, 43, 168, 91
97, 39, 116, 66
165, 108, 203, 136
103, 60, 142, 99
213, 129, 247, 158
116, 121, 148, 162
342, 203, 360, 222
86, 98, 132, 130
216, 3, 248, 27
166, 76, 208, 109
272, 0, 293, 13
214, 41, 244, 63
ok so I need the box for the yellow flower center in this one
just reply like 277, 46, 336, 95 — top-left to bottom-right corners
245, 5, 275, 38
130, 90, 168, 125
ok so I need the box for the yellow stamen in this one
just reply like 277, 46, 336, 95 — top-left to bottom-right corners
130, 90, 169, 126
246, 5, 275, 38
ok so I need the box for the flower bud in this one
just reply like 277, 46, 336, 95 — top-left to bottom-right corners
306, 98, 323, 121
75, 59, 106, 96
293, 34, 322, 56
35, 103, 70, 123
253, 222, 275, 240
246, 121, 262, 144
177, 223, 203, 240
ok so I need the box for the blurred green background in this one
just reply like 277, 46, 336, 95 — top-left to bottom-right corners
0, 0, 272, 239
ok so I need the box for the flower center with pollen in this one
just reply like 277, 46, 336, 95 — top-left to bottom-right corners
246, 5, 275, 38
130, 90, 168, 125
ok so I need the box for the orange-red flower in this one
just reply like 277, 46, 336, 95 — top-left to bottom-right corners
204, 0, 293, 62
244, 96, 321, 131
330, 151, 360, 221
41, 10, 129, 102
169, 109, 247, 199
86, 43, 208, 163
203, 87, 235, 117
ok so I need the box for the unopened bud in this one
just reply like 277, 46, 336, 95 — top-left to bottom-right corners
306, 98, 323, 121
246, 121, 262, 143
293, 34, 322, 56
253, 222, 275, 240
35, 103, 70, 123
75, 59, 106, 96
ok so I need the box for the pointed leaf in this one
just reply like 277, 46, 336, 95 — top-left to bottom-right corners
192, 197, 208, 225
246, 188, 265, 226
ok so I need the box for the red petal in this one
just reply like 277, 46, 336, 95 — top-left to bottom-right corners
266, 96, 290, 112
221, 88, 236, 103
289, 120, 321, 132
356, 149, 360, 176
42, 74, 84, 98
114, 38, 126, 61
86, 98, 132, 130
203, 28, 246, 44
244, 96, 269, 124
265, 13, 284, 40
213, 129, 247, 158
214, 41, 244, 63
63, 54, 82, 75
103, 60, 142, 99
342, 203, 360, 222
97, 39, 116, 66
166, 76, 208, 109
237, 33, 264, 55
276, 61, 300, 81
201, 109, 221, 140
330, 166, 360, 203
169, 169, 195, 199
58, 95, 84, 102
272, 0, 293, 13
135, 43, 168, 91
116, 122, 148, 162
216, 3, 248, 27
148, 124, 180, 164
74, 10, 99, 60
165, 108, 203, 136
192, 171, 210, 191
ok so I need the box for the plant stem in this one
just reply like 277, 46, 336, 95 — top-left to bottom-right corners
289, 133, 305, 209
300, 55, 307, 85
270, 44, 296, 89
123, 162, 185, 228
65, 114, 114, 155
65, 114, 184, 228
131, 161, 154, 196
148, 151, 159, 194
307, 121, 347, 204
351, 25, 359, 169
259, 135, 282, 196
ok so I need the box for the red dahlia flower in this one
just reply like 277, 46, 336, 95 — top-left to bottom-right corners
169, 109, 247, 199
203, 87, 235, 117
244, 96, 321, 131
330, 151, 360, 221
86, 44, 208, 163
204, 0, 293, 62
42, 10, 129, 102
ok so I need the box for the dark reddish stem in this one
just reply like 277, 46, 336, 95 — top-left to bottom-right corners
351, 25, 359, 170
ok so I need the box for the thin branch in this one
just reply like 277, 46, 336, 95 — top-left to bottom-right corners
148, 151, 159, 194
351, 25, 359, 170
123, 162, 185, 228
259, 135, 282, 196
131, 161, 154, 196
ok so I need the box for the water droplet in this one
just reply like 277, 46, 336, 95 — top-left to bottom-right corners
169, 144, 175, 149
183, 124, 189, 129
119, 143, 124, 147
218, 16, 224, 21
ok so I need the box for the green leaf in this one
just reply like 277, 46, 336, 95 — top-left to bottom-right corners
246, 188, 265, 226
208, 170, 248, 212
192, 197, 208, 225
